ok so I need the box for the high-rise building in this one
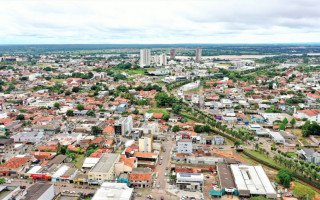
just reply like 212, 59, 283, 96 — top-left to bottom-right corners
159, 54, 167, 66
195, 48, 202, 63
170, 49, 176, 59
139, 49, 151, 68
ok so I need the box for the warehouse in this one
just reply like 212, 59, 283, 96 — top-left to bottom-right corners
230, 165, 277, 199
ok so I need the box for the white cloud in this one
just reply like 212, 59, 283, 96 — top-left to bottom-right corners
0, 0, 319, 44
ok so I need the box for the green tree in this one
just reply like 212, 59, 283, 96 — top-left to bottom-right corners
172, 125, 180, 133
16, 114, 25, 120
234, 140, 241, 148
172, 103, 182, 114
290, 118, 296, 127
77, 104, 84, 111
194, 125, 203, 133
54, 102, 60, 109
279, 123, 286, 130
277, 169, 292, 188
65, 90, 72, 96
91, 126, 102, 136
162, 113, 170, 121
66, 110, 74, 116
282, 117, 288, 125
72, 87, 80, 93
0, 178, 5, 184
86, 110, 96, 117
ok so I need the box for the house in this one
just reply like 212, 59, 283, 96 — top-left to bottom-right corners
0, 156, 32, 177
0, 138, 14, 161
294, 109, 320, 123
269, 131, 285, 144
129, 173, 152, 188
88, 153, 120, 184
177, 139, 192, 154
11, 132, 44, 143
297, 148, 315, 163
132, 152, 158, 169
176, 173, 204, 192
92, 182, 133, 200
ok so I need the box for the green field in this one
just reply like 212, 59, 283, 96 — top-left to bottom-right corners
71, 154, 85, 169
246, 149, 277, 166
146, 109, 169, 115
51, 78, 65, 83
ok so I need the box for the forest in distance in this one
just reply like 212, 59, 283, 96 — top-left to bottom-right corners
1, 43, 320, 56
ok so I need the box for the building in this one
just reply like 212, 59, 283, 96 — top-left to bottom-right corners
177, 139, 192, 154
0, 138, 14, 161
11, 131, 44, 143
139, 136, 153, 152
22, 183, 54, 200
170, 49, 176, 59
132, 152, 158, 169
129, 173, 152, 188
88, 153, 120, 183
230, 165, 277, 199
114, 116, 133, 136
92, 182, 134, 200
176, 173, 204, 192
139, 49, 151, 67
216, 163, 236, 196
159, 54, 167, 66
195, 48, 202, 63
294, 109, 320, 123
0, 156, 32, 177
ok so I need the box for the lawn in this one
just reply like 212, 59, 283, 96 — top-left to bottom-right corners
71, 154, 85, 169
51, 79, 65, 83
146, 109, 169, 115
37, 64, 47, 68
246, 149, 277, 166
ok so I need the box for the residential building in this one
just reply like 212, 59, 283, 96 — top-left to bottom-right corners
170, 49, 176, 60
159, 54, 167, 66
88, 153, 120, 183
114, 116, 133, 136
294, 109, 320, 123
0, 156, 32, 176
0, 138, 14, 161
177, 139, 192, 154
195, 48, 202, 63
139, 135, 153, 152
129, 173, 152, 188
11, 131, 44, 143
140, 49, 151, 67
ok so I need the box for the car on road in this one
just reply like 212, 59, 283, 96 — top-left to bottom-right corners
135, 193, 142, 197
161, 196, 164, 200
159, 161, 162, 165
70, 191, 76, 194
219, 146, 224, 149
190, 197, 196, 200
63, 190, 70, 193
165, 167, 169, 170
163, 149, 166, 152
157, 184, 160, 188
165, 173, 167, 176
147, 195, 153, 199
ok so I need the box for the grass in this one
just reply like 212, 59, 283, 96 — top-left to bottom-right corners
146, 109, 168, 115
51, 78, 65, 83
114, 68, 145, 75
246, 149, 277, 166
37, 64, 47, 68
286, 152, 297, 157
127, 77, 136, 81
71, 154, 85, 169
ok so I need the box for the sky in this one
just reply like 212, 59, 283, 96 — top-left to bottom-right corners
1, 0, 320, 44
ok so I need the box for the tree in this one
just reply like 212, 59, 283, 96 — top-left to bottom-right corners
282, 117, 288, 125
86, 110, 96, 117
277, 169, 292, 188
77, 104, 84, 111
54, 102, 60, 109
234, 140, 241, 148
172, 125, 180, 133
202, 125, 211, 132
91, 126, 102, 136
162, 113, 170, 121
16, 114, 25, 120
172, 103, 182, 114
132, 110, 139, 115
72, 87, 80, 93
0, 178, 5, 184
293, 182, 315, 200
65, 90, 72, 96
279, 123, 286, 130
194, 125, 203, 133
66, 110, 74, 116
290, 118, 296, 127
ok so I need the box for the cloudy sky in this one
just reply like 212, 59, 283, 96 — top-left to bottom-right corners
1, 0, 320, 44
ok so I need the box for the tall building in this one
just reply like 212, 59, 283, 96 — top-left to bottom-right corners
114, 116, 133, 136
139, 49, 151, 68
159, 54, 167, 66
195, 48, 202, 63
170, 49, 176, 59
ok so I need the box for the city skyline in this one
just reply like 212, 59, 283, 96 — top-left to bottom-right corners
1, 0, 320, 44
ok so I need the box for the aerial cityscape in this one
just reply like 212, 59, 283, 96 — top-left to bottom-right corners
0, 0, 320, 200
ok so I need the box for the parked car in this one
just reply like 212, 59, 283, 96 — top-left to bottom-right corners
63, 190, 70, 193
147, 195, 153, 199
157, 184, 160, 188
161, 196, 164, 200
136, 193, 142, 197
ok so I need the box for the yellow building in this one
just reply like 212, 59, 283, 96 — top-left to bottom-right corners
88, 153, 120, 182
139, 135, 153, 152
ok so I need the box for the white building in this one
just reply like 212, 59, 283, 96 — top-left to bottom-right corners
140, 49, 151, 67
293, 109, 320, 123
92, 182, 134, 200
230, 165, 277, 199
159, 54, 167, 66
115, 116, 133, 136
177, 139, 192, 154
181, 81, 200, 91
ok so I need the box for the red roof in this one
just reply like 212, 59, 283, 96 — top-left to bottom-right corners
129, 173, 152, 181
0, 157, 31, 169
152, 113, 164, 119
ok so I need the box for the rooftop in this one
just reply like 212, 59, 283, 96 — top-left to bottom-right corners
90, 153, 119, 173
